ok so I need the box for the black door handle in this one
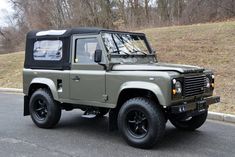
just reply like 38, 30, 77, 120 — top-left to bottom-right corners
72, 76, 80, 81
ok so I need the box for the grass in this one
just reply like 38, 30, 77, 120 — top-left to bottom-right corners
142, 21, 235, 114
0, 51, 24, 88
0, 21, 234, 114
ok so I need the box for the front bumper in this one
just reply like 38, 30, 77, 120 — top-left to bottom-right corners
169, 96, 220, 114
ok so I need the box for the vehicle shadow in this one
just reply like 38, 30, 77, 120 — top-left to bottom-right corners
154, 127, 205, 150
56, 110, 208, 150
57, 111, 121, 139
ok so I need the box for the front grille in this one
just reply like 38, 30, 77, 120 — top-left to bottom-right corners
184, 75, 206, 97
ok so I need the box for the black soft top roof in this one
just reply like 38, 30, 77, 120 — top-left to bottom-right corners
27, 27, 145, 39
25, 27, 145, 70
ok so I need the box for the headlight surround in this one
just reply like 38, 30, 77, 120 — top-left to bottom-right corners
204, 74, 215, 93
175, 81, 182, 94
172, 78, 183, 98
211, 74, 215, 88
205, 77, 210, 88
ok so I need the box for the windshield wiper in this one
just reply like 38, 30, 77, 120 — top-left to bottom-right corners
131, 50, 148, 56
111, 50, 130, 56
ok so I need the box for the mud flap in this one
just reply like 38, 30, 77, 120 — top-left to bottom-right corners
109, 108, 119, 131
24, 95, 30, 116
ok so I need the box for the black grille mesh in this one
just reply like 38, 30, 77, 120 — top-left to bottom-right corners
184, 75, 206, 97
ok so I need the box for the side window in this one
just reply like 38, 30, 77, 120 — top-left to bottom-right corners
75, 38, 100, 64
33, 40, 62, 61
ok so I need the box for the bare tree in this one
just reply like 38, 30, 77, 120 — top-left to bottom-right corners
1, 0, 234, 52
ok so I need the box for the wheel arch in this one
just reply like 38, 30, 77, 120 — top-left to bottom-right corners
109, 81, 166, 131
24, 78, 58, 116
116, 81, 166, 108
28, 78, 58, 100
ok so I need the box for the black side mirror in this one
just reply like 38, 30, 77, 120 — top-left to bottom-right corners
94, 49, 102, 63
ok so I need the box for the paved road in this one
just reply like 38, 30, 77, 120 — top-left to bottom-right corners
0, 93, 235, 157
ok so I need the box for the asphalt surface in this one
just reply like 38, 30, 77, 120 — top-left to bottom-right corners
0, 93, 235, 157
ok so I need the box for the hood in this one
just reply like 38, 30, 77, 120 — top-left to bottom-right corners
112, 62, 205, 74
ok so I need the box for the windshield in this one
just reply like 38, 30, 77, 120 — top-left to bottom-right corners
102, 33, 151, 55
101, 32, 156, 64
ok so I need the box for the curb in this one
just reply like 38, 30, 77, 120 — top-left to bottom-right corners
0, 88, 234, 124
0, 88, 23, 93
208, 111, 235, 124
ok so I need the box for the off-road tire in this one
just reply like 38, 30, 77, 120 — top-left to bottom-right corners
29, 89, 61, 129
118, 97, 165, 149
169, 111, 208, 131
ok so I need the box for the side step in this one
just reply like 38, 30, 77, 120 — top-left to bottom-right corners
81, 110, 98, 118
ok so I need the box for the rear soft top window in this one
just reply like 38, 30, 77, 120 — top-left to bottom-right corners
33, 40, 63, 61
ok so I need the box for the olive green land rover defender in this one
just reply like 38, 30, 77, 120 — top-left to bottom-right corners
23, 28, 220, 148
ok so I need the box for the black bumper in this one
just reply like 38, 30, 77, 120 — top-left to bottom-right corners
170, 96, 220, 114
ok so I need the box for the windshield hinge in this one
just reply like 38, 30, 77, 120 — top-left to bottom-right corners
102, 94, 108, 101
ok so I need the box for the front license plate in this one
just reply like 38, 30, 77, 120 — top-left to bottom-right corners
197, 100, 207, 112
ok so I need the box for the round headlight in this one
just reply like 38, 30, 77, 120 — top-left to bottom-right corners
175, 81, 182, 94
205, 77, 210, 88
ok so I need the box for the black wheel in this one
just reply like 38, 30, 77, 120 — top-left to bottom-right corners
96, 108, 109, 117
118, 97, 165, 149
29, 89, 61, 129
169, 111, 208, 131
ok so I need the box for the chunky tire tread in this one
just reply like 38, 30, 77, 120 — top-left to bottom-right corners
29, 89, 61, 129
169, 111, 208, 131
118, 97, 165, 149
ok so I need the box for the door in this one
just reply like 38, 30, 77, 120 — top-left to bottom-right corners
70, 35, 106, 103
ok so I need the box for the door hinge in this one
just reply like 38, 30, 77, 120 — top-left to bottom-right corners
102, 94, 108, 101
